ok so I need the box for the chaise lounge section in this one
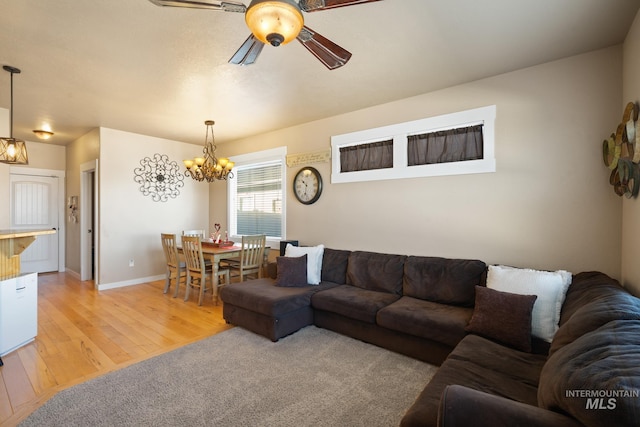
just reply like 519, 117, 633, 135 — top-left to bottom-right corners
219, 248, 640, 427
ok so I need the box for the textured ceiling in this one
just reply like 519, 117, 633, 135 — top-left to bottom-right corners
0, 0, 639, 146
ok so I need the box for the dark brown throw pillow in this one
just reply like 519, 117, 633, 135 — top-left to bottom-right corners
276, 254, 308, 287
465, 286, 537, 352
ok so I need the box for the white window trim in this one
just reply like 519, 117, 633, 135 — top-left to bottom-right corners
331, 105, 496, 184
227, 146, 287, 247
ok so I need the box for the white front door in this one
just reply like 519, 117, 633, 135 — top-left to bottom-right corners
10, 174, 60, 273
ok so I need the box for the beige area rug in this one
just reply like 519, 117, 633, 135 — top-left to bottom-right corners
21, 326, 437, 426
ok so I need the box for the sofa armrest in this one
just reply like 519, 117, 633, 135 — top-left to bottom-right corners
438, 385, 583, 427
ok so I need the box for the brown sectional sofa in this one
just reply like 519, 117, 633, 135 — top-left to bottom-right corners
219, 249, 640, 427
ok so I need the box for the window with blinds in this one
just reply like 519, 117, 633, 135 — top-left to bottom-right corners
234, 161, 283, 238
228, 147, 286, 241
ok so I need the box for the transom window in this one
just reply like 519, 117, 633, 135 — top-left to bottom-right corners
331, 105, 496, 184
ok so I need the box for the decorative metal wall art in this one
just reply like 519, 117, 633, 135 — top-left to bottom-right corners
68, 196, 78, 223
134, 153, 185, 202
603, 102, 640, 198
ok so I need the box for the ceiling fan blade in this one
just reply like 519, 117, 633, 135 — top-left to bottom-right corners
229, 34, 265, 65
296, 26, 352, 70
299, 0, 381, 12
148, 0, 246, 13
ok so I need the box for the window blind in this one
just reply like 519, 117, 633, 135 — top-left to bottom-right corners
234, 161, 283, 238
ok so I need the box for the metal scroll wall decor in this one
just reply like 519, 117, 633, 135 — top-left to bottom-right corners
134, 153, 185, 202
603, 101, 640, 198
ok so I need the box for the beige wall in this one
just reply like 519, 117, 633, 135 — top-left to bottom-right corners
622, 9, 640, 295
65, 128, 100, 274
0, 109, 10, 228
98, 128, 209, 288
23, 140, 66, 171
219, 46, 623, 279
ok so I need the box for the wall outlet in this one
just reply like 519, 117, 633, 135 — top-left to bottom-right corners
129, 259, 134, 267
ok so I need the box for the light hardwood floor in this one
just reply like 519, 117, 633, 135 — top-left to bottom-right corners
0, 272, 232, 426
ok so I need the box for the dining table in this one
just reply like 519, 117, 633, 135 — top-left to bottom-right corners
178, 242, 270, 291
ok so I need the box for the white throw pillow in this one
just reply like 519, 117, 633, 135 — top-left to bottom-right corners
285, 244, 325, 285
486, 265, 572, 343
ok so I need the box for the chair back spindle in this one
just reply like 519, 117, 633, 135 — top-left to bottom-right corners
182, 229, 205, 239
160, 233, 186, 297
231, 234, 267, 282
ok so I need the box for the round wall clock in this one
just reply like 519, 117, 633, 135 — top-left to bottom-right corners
293, 166, 323, 205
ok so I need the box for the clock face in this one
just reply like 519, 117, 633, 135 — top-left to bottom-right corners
293, 167, 322, 205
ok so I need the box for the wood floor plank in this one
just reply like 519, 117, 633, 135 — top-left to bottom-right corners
0, 272, 232, 427
0, 352, 36, 412
16, 345, 57, 395
0, 370, 15, 424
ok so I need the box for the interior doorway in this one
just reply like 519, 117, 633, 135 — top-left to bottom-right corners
80, 160, 98, 284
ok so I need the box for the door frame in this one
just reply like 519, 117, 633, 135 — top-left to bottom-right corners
9, 166, 66, 272
81, 160, 99, 285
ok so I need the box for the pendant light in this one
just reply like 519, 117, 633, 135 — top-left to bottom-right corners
184, 120, 234, 182
0, 65, 28, 165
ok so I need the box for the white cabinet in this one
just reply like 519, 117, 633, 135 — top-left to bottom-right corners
0, 273, 38, 356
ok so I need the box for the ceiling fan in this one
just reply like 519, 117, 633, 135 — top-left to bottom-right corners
148, 0, 381, 70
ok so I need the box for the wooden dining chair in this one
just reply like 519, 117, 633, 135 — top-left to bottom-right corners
160, 233, 186, 297
181, 235, 230, 305
182, 229, 205, 238
227, 234, 267, 282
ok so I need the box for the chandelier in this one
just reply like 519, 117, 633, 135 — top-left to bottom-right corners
0, 65, 29, 164
183, 120, 234, 182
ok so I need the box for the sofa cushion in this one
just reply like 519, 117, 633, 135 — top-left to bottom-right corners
376, 296, 473, 347
559, 271, 620, 326
311, 284, 401, 324
487, 265, 572, 343
346, 251, 406, 294
437, 385, 584, 427
285, 244, 324, 285
401, 334, 547, 427
403, 256, 486, 306
220, 278, 335, 317
275, 255, 308, 287
321, 248, 351, 284
550, 286, 640, 356
465, 286, 537, 352
538, 319, 640, 427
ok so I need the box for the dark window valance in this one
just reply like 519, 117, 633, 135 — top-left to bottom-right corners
407, 124, 484, 166
340, 139, 394, 173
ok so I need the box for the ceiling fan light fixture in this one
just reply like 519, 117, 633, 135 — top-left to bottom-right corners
245, 0, 304, 46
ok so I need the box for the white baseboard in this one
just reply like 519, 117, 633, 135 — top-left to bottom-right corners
97, 274, 165, 291
64, 268, 81, 279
